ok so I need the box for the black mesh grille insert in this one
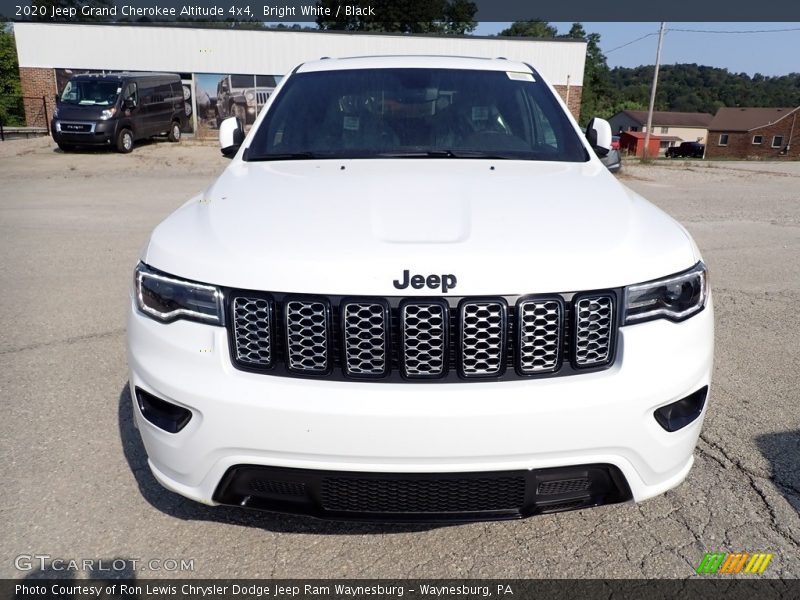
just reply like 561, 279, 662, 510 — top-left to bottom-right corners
249, 479, 307, 497
213, 464, 633, 521
537, 478, 591, 496
320, 476, 526, 513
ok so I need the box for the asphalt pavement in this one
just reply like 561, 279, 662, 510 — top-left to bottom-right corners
1, 139, 798, 579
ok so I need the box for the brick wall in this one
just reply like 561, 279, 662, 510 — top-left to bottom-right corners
18, 67, 57, 129
706, 111, 800, 160
553, 85, 582, 122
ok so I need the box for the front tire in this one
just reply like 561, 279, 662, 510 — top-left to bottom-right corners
116, 128, 134, 153
168, 121, 181, 143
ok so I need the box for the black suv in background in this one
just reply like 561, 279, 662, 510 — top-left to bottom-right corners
52, 72, 186, 153
666, 141, 705, 158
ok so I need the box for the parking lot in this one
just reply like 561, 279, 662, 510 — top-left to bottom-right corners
1, 138, 798, 579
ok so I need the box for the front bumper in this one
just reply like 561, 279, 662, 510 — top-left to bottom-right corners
52, 120, 114, 145
127, 296, 713, 519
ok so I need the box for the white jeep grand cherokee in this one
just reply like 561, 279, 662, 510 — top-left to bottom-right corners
127, 56, 713, 522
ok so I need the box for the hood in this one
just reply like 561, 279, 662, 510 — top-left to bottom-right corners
144, 159, 699, 296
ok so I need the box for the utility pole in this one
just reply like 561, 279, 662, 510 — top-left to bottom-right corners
643, 22, 666, 161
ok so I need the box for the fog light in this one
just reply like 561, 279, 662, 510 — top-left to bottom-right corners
654, 386, 708, 432
135, 387, 192, 433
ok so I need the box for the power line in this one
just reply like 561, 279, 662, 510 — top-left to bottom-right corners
668, 27, 800, 34
603, 26, 800, 55
605, 32, 659, 54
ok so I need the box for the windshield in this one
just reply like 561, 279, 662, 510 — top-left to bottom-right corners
230, 75, 255, 89
246, 68, 588, 162
60, 79, 121, 106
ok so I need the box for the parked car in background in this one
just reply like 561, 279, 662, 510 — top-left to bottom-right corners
601, 147, 622, 173
666, 141, 705, 159
52, 72, 185, 153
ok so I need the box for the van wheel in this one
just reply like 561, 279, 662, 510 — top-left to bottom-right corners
168, 121, 181, 142
57, 142, 75, 152
116, 128, 134, 153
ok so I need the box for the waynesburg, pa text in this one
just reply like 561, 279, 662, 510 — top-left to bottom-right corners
16, 583, 514, 598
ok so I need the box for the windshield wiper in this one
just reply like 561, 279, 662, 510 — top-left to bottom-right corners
245, 151, 321, 162
375, 150, 515, 159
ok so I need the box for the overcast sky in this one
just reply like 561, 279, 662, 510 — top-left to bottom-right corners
474, 22, 800, 76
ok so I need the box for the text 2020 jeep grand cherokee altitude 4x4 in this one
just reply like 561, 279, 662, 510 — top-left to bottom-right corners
127, 56, 713, 522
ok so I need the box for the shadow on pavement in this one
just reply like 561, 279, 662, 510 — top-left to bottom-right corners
756, 429, 800, 514
118, 384, 443, 534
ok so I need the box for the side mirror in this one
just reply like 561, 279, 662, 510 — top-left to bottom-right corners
124, 98, 136, 110
585, 117, 612, 157
219, 116, 245, 158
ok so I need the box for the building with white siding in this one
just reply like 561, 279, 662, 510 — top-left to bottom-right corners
14, 22, 586, 137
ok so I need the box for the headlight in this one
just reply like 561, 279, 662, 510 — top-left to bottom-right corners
245, 91, 255, 102
624, 262, 707, 324
99, 107, 117, 120
134, 263, 223, 325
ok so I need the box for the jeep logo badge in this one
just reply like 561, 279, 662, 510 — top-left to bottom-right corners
393, 270, 457, 293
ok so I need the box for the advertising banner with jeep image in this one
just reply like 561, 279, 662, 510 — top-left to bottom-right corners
194, 73, 278, 138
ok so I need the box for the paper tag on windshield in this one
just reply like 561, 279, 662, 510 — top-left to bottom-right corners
507, 72, 535, 82
343, 116, 360, 131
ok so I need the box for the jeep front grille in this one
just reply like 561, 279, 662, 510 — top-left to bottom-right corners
517, 299, 563, 374
460, 301, 506, 377
227, 291, 618, 382
232, 296, 273, 368
342, 301, 388, 377
285, 299, 330, 374
573, 295, 615, 368
401, 302, 448, 378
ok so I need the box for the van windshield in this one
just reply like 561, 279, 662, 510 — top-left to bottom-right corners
246, 68, 589, 162
60, 79, 121, 106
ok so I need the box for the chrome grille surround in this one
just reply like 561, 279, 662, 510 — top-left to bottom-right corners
232, 296, 273, 368
342, 300, 389, 377
401, 301, 448, 378
285, 298, 330, 374
459, 300, 507, 377
517, 298, 563, 374
573, 294, 615, 368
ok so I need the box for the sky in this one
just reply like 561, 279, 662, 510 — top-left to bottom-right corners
474, 22, 800, 76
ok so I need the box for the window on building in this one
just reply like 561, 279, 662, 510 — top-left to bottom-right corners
772, 135, 784, 148
660, 126, 669, 134
630, 126, 639, 132
718, 133, 729, 146
752, 135, 763, 145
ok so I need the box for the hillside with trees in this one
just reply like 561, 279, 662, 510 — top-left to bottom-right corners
607, 64, 800, 116
498, 21, 800, 124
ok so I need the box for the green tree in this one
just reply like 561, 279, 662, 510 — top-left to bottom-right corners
0, 26, 24, 126
315, 0, 477, 35
561, 23, 615, 123
498, 20, 557, 38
